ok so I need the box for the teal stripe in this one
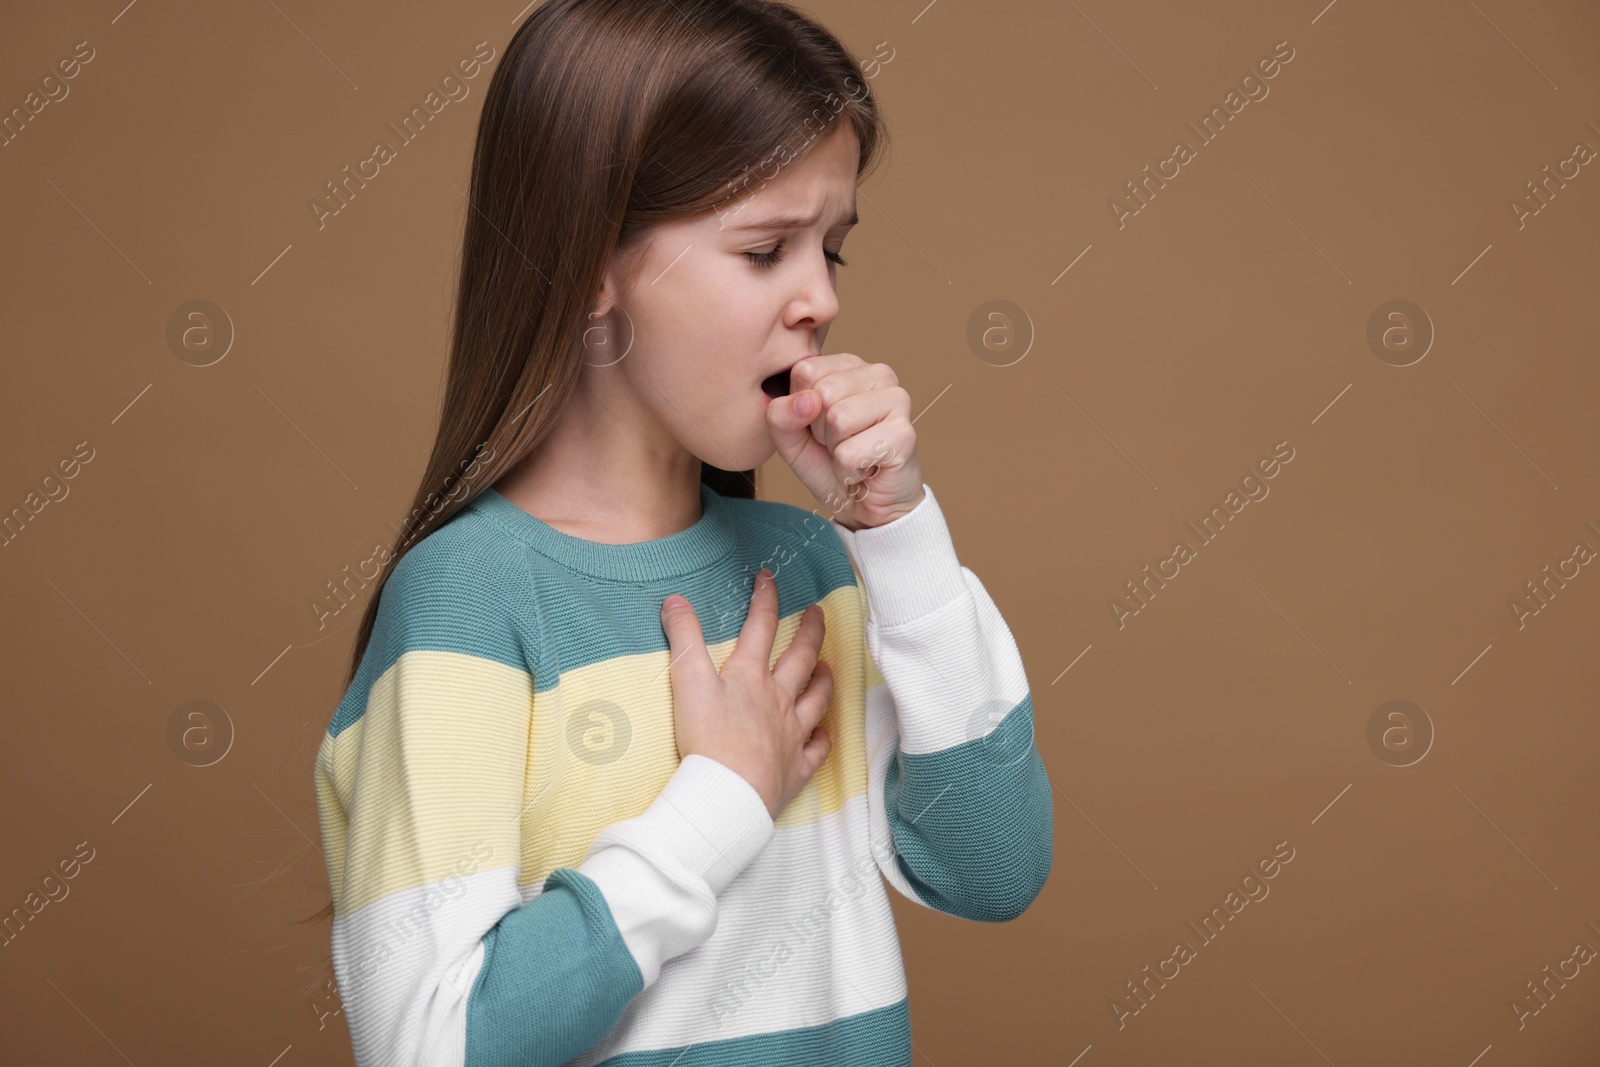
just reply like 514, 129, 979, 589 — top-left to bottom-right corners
330, 494, 858, 737
464, 868, 645, 1067
464, 865, 912, 1065
884, 694, 1053, 922
588, 997, 911, 1066
328, 524, 535, 737
511, 504, 856, 694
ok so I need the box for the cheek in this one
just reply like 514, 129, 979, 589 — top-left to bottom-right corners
707, 300, 771, 364
658, 263, 779, 401
708, 273, 765, 324
701, 257, 770, 312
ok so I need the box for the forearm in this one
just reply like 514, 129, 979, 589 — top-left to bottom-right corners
467, 753, 776, 1065
832, 484, 1054, 921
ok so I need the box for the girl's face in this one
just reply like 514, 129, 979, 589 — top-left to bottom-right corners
590, 123, 860, 474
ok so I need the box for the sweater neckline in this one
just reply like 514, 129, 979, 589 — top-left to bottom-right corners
468, 481, 738, 582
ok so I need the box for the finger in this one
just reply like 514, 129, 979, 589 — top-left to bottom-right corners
783, 365, 887, 449
833, 418, 914, 487
731, 567, 779, 669
793, 659, 834, 733
799, 723, 832, 778
765, 398, 840, 507
773, 602, 825, 691
791, 361, 883, 417
808, 385, 906, 455
660, 594, 719, 688
788, 352, 865, 396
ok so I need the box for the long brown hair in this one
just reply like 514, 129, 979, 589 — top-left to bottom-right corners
297, 0, 890, 982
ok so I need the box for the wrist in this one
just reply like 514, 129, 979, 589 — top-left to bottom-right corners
841, 485, 929, 531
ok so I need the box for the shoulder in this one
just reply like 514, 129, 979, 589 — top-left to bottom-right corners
718, 492, 860, 592
369, 505, 536, 671
723, 493, 845, 551
329, 508, 536, 737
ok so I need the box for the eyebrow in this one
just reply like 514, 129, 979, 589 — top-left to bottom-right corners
725, 207, 859, 233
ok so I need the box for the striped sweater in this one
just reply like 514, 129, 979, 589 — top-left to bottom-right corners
313, 480, 1053, 1066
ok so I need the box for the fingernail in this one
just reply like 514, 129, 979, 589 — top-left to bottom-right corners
664, 594, 685, 609
794, 392, 817, 418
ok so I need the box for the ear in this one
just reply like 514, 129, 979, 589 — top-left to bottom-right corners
595, 234, 651, 319
591, 274, 617, 320
590, 250, 624, 318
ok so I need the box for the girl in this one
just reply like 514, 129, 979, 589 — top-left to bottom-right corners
311, 1, 1053, 1064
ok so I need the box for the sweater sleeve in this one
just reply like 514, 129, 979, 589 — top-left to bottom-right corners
316, 540, 775, 1067
830, 483, 1053, 922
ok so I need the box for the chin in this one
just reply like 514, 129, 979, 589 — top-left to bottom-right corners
741, 441, 781, 472
715, 437, 779, 475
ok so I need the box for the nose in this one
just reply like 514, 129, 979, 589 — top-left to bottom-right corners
787, 245, 841, 334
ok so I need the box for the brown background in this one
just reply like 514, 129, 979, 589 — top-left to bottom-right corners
2, 0, 1598, 1063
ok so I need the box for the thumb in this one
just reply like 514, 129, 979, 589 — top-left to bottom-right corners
766, 390, 836, 499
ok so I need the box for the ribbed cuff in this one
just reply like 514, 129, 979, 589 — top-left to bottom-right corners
829, 483, 968, 629
603, 753, 776, 896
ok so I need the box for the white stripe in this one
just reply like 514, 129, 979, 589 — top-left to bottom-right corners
331, 865, 520, 1067
573, 753, 775, 987
865, 569, 1031, 756
556, 793, 909, 1065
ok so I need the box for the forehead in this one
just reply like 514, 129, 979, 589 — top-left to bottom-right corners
714, 124, 859, 231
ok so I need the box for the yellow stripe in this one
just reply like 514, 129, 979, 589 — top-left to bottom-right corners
316, 651, 534, 917
317, 582, 871, 913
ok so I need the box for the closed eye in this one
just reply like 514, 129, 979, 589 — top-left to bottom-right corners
746, 241, 849, 269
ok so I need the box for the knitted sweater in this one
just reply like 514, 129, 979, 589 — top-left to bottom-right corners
313, 480, 1053, 1067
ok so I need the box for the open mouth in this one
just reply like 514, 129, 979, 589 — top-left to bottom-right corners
760, 368, 792, 399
